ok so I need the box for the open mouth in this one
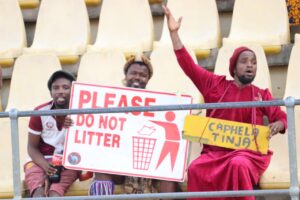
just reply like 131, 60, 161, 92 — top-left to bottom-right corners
245, 70, 253, 76
56, 97, 66, 104
131, 81, 141, 87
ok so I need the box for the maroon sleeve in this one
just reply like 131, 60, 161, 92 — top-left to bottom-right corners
28, 113, 43, 133
262, 89, 287, 133
174, 47, 219, 95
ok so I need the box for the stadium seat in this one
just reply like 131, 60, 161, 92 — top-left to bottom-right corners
147, 45, 204, 108
183, 140, 203, 190
0, 118, 22, 198
18, 0, 39, 9
155, 0, 221, 59
65, 179, 92, 196
259, 34, 300, 189
223, 0, 290, 54
77, 50, 126, 86
85, 0, 101, 6
0, 0, 27, 68
6, 54, 61, 111
88, 0, 154, 58
0, 54, 61, 198
214, 44, 272, 92
23, 0, 90, 65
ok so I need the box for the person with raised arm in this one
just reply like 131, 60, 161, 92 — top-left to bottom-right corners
163, 5, 287, 200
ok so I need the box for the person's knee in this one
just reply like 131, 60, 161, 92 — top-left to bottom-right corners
48, 190, 61, 197
159, 180, 178, 193
229, 156, 251, 170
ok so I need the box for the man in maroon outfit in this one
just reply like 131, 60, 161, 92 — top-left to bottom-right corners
163, 5, 287, 200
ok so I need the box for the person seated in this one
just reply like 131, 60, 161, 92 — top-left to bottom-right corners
89, 55, 180, 199
163, 5, 287, 200
24, 70, 80, 197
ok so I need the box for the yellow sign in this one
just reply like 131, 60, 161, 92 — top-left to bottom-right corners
183, 115, 270, 154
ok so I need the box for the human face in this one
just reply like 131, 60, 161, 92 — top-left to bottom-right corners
50, 78, 72, 109
125, 63, 150, 89
234, 51, 257, 86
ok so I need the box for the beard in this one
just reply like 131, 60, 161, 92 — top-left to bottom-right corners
54, 101, 69, 109
237, 75, 254, 85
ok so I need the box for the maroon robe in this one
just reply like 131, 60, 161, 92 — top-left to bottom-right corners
175, 47, 287, 200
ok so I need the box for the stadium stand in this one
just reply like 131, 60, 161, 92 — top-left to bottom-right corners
214, 44, 272, 92
0, 54, 61, 198
88, 0, 154, 58
259, 34, 300, 189
0, 0, 27, 68
0, 0, 298, 199
155, 0, 221, 59
23, 0, 91, 65
223, 0, 290, 55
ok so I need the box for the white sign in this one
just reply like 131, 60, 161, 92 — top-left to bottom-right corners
63, 82, 192, 182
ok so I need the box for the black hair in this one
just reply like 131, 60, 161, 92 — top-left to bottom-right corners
125, 61, 151, 75
47, 70, 76, 90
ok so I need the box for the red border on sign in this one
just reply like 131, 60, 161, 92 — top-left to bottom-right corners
64, 82, 193, 182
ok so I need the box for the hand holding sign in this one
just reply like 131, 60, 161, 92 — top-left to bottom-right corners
183, 115, 270, 154
268, 120, 285, 138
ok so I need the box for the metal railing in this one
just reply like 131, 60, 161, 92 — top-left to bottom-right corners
1, 97, 299, 200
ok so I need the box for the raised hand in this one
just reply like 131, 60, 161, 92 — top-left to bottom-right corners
162, 5, 182, 33
162, 4, 183, 50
